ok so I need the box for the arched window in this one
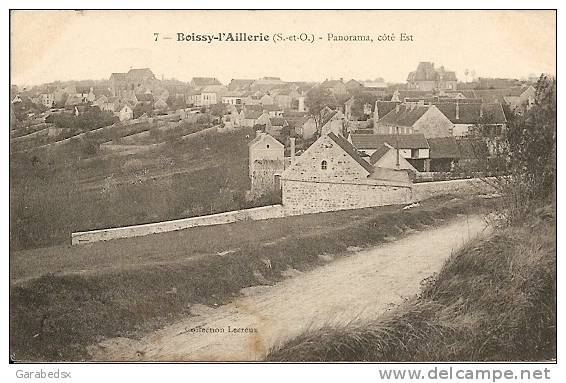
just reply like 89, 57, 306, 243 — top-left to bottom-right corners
321, 160, 327, 170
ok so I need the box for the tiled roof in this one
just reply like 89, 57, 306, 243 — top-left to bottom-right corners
375, 101, 400, 120
202, 85, 226, 93
228, 79, 254, 90
473, 87, 531, 103
376, 104, 429, 127
351, 133, 429, 150
110, 73, 126, 80
127, 68, 155, 79
427, 137, 460, 159
327, 132, 374, 174
192, 77, 222, 87
435, 103, 506, 124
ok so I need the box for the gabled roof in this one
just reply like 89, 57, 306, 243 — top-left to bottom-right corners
321, 109, 339, 127
228, 79, 254, 90
191, 77, 222, 87
473, 86, 533, 103
427, 137, 460, 159
351, 133, 429, 150
369, 144, 393, 164
435, 103, 506, 124
110, 73, 126, 81
127, 68, 155, 79
376, 104, 429, 127
327, 132, 374, 174
375, 101, 400, 120
248, 132, 283, 148
202, 85, 226, 93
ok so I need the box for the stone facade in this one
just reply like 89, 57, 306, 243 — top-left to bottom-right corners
412, 105, 454, 138
281, 133, 412, 215
282, 179, 412, 215
249, 159, 284, 199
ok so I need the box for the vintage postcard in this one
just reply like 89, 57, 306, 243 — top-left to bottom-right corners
9, 9, 556, 366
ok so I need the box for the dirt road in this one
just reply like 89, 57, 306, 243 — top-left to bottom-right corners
92, 215, 489, 361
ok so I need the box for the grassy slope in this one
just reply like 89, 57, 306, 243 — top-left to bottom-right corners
10, 127, 255, 250
266, 206, 556, 362
10, 195, 493, 362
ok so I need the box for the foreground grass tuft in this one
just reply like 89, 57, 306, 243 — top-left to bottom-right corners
10, 195, 493, 361
266, 206, 556, 362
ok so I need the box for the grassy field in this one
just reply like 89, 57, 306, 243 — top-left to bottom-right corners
10, 195, 495, 362
266, 204, 556, 362
10, 127, 256, 250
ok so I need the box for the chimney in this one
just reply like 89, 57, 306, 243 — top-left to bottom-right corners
479, 104, 483, 119
374, 100, 379, 120
395, 103, 400, 113
455, 101, 460, 120
256, 130, 262, 138
290, 137, 296, 164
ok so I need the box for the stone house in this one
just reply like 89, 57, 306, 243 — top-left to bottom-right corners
248, 132, 285, 198
320, 79, 348, 99
117, 103, 134, 121
110, 68, 157, 98
369, 143, 418, 174
201, 85, 227, 106
350, 133, 431, 172
222, 91, 245, 106
39, 93, 55, 108
281, 132, 412, 215
262, 104, 284, 117
474, 86, 536, 114
407, 62, 457, 91
435, 102, 507, 137
374, 103, 453, 138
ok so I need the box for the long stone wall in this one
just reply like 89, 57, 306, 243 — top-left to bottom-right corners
282, 178, 413, 216
71, 205, 285, 245
71, 177, 496, 246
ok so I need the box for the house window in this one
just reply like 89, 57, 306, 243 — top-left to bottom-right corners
321, 160, 328, 170
411, 149, 419, 158
266, 144, 270, 149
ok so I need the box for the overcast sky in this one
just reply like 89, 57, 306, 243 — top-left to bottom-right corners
11, 10, 556, 86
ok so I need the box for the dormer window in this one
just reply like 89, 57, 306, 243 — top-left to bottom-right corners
321, 160, 328, 170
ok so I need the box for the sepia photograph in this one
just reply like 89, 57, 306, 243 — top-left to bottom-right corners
8, 8, 556, 368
